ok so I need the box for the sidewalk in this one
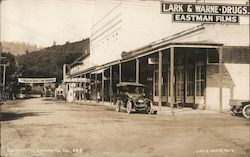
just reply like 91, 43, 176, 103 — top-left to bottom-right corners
73, 100, 113, 107
157, 106, 229, 117
73, 100, 230, 117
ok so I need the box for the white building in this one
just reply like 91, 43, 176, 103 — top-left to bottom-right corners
66, 0, 249, 112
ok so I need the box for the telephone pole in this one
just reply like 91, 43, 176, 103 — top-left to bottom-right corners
1, 63, 9, 92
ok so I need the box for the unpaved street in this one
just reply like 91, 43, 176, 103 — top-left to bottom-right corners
1, 98, 249, 157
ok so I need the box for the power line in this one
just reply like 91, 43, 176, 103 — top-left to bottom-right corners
91, 2, 122, 29
1, 17, 56, 40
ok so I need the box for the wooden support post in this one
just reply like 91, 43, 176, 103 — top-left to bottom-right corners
43, 82, 46, 97
84, 74, 86, 100
219, 46, 223, 113
90, 74, 92, 102
102, 70, 104, 104
70, 78, 73, 100
80, 75, 82, 100
2, 64, 8, 91
110, 66, 113, 103
136, 58, 139, 83
158, 51, 162, 111
170, 47, 175, 115
119, 62, 122, 83
95, 72, 97, 101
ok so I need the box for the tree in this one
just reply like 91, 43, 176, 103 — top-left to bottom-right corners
1, 52, 23, 98
53, 41, 56, 46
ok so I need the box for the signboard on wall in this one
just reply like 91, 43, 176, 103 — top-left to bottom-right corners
148, 58, 168, 64
161, 2, 249, 23
18, 78, 56, 84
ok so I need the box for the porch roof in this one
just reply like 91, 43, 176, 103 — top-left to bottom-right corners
69, 41, 223, 78
69, 65, 97, 78
121, 41, 223, 60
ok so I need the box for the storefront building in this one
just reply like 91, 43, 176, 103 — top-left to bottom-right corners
65, 0, 249, 112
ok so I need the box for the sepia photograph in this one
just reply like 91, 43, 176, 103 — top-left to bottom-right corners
0, 0, 249, 157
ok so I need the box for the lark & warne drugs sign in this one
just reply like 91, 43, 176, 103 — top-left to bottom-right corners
161, 2, 249, 23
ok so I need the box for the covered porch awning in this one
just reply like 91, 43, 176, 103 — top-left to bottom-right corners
65, 78, 90, 83
122, 41, 223, 61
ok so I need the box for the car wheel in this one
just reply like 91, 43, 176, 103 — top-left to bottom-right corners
115, 101, 121, 112
242, 104, 250, 119
147, 102, 153, 115
127, 101, 132, 114
231, 106, 238, 116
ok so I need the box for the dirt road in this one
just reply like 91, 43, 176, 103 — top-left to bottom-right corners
1, 98, 249, 157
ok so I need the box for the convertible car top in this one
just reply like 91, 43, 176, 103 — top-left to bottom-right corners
116, 82, 145, 87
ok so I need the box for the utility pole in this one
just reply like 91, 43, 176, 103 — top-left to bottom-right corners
0, 0, 4, 100
1, 63, 9, 92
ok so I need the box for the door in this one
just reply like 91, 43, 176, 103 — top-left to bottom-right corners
186, 64, 195, 103
175, 66, 184, 103
195, 62, 205, 105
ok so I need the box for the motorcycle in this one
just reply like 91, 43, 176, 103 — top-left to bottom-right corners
230, 100, 250, 119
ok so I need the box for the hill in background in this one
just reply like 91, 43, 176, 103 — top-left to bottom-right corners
17, 38, 89, 83
1, 41, 43, 56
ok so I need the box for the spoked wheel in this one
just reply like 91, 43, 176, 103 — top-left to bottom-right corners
115, 101, 121, 112
147, 103, 153, 115
242, 104, 250, 119
126, 101, 132, 114
231, 106, 238, 115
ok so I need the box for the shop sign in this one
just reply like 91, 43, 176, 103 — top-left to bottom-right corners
172, 14, 239, 23
161, 2, 249, 23
18, 78, 56, 84
68, 78, 90, 83
148, 58, 168, 64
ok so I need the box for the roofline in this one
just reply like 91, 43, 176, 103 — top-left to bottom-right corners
122, 24, 206, 58
69, 65, 97, 77
69, 24, 230, 78
70, 52, 90, 67
70, 42, 223, 78
122, 42, 223, 61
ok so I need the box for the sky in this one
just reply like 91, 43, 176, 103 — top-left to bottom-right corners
0, 0, 249, 47
1, 0, 95, 47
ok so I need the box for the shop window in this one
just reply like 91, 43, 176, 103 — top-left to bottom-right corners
223, 50, 250, 64
154, 71, 167, 96
175, 67, 184, 98
187, 66, 194, 96
207, 51, 219, 64
196, 64, 205, 96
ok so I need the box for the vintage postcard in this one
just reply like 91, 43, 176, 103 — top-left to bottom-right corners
0, 0, 249, 157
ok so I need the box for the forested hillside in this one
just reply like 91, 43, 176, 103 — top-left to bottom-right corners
2, 41, 42, 56
18, 38, 89, 82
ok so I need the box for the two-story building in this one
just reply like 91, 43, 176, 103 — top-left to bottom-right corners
65, 0, 249, 112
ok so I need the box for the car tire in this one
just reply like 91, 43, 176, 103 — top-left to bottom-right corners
242, 104, 250, 119
147, 102, 153, 115
115, 101, 121, 112
127, 101, 132, 114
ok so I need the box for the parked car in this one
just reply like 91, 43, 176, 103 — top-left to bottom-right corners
55, 88, 65, 100
230, 100, 250, 119
113, 82, 156, 114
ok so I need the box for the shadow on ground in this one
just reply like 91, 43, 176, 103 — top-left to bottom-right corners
0, 112, 49, 121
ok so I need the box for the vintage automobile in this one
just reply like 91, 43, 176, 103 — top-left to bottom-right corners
230, 100, 250, 119
113, 82, 156, 114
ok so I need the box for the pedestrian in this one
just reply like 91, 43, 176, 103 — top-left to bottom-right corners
97, 91, 101, 103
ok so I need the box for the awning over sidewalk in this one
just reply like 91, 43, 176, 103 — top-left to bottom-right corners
65, 78, 90, 83
73, 87, 84, 92
90, 68, 108, 75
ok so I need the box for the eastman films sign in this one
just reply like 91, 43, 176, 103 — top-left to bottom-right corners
161, 2, 249, 23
